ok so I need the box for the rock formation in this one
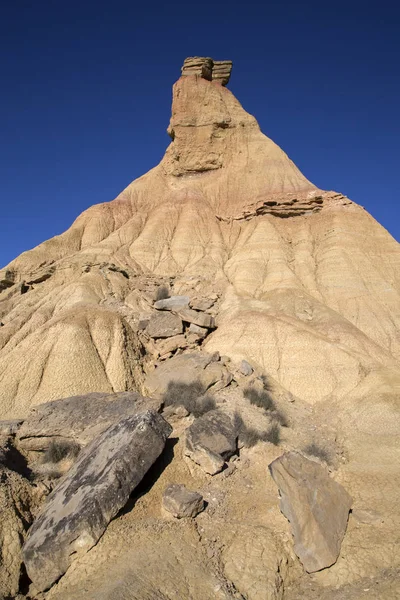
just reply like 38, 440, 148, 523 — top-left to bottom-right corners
0, 56, 399, 598
181, 56, 232, 86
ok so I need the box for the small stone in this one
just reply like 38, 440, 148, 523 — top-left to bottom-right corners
220, 355, 230, 365
210, 351, 220, 362
162, 483, 204, 518
239, 360, 253, 376
162, 405, 189, 419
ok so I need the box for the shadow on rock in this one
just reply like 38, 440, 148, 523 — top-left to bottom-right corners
119, 437, 178, 516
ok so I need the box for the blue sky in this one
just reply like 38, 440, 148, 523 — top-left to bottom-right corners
1, 0, 399, 268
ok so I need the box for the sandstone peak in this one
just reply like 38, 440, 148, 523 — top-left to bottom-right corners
181, 56, 233, 86
0, 57, 400, 599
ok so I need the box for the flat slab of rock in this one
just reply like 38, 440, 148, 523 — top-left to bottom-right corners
177, 308, 215, 329
162, 483, 204, 518
17, 392, 161, 451
154, 296, 189, 311
146, 312, 183, 338
189, 297, 215, 311
23, 411, 172, 592
185, 410, 237, 474
269, 451, 352, 573
155, 334, 188, 357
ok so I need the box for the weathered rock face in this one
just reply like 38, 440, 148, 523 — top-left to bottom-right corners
23, 411, 172, 592
143, 352, 230, 398
16, 391, 161, 451
269, 452, 352, 573
0, 466, 35, 599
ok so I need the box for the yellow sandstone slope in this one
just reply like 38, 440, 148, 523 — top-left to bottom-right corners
0, 61, 399, 419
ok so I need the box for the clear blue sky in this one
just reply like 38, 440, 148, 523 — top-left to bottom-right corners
1, 0, 399, 268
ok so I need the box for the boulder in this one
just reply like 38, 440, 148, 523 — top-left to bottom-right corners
146, 312, 183, 338
189, 323, 209, 338
185, 410, 237, 474
143, 352, 229, 398
269, 451, 352, 573
154, 296, 189, 311
177, 308, 215, 329
162, 483, 204, 518
17, 392, 161, 451
23, 411, 172, 592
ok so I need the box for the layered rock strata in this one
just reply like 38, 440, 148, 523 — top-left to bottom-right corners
181, 56, 232, 86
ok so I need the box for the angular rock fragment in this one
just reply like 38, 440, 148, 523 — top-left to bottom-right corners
189, 297, 215, 311
189, 323, 209, 338
146, 312, 183, 338
17, 391, 161, 451
177, 308, 215, 329
185, 444, 225, 475
23, 411, 172, 592
162, 483, 204, 518
154, 295, 189, 311
269, 451, 352, 573
155, 334, 188, 357
185, 410, 237, 475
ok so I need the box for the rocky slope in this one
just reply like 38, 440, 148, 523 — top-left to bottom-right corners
0, 56, 399, 598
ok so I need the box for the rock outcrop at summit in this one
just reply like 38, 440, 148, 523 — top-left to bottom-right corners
181, 56, 232, 86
